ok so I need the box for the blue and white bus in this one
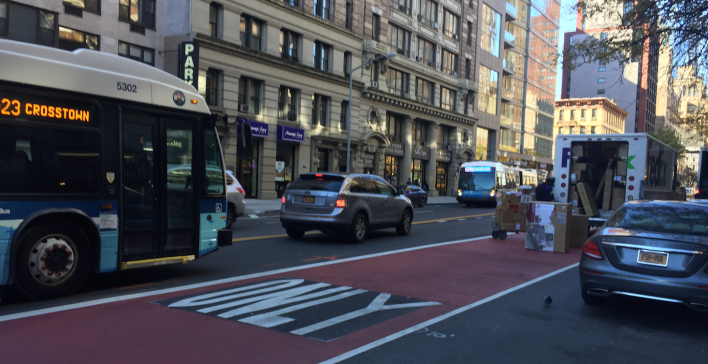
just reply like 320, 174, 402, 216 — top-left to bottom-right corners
456, 162, 538, 206
0, 40, 232, 299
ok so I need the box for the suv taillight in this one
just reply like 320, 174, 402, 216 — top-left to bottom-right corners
582, 241, 604, 260
281, 196, 286, 204
237, 187, 246, 195
336, 196, 348, 208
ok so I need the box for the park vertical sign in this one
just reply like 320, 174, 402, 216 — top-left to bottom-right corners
178, 42, 199, 89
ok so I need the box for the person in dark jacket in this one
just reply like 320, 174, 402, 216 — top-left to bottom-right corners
535, 177, 555, 201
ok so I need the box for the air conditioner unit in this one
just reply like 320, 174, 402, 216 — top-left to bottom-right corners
404, 92, 410, 98
371, 81, 379, 88
416, 56, 423, 62
432, 22, 438, 29
427, 61, 434, 67
239, 104, 250, 112
287, 112, 297, 121
451, 71, 458, 77
417, 14, 422, 21
396, 48, 405, 55
398, 5, 406, 12
453, 34, 459, 40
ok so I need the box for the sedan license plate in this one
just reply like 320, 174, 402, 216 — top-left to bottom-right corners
637, 250, 669, 267
302, 196, 315, 203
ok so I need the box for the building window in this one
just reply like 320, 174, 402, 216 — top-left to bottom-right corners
278, 86, 299, 121
559, 110, 564, 120
314, 40, 331, 72
386, 114, 403, 143
314, 0, 333, 21
598, 89, 605, 94
580, 126, 586, 134
481, 4, 501, 57
118, 41, 154, 65
239, 77, 262, 114
344, 51, 352, 76
419, 0, 438, 28
205, 69, 222, 107
340, 100, 349, 130
386, 68, 409, 96
393, 0, 412, 15
443, 9, 459, 39
59, 27, 99, 51
345, 2, 353, 29
64, 0, 100, 13
580, 109, 586, 120
412, 120, 429, 142
372, 13, 381, 41
240, 15, 263, 51
372, 61, 379, 83
416, 77, 435, 105
591, 109, 597, 119
388, 23, 411, 57
598, 78, 605, 83
284, 0, 301, 7
570, 110, 575, 119
417, 37, 436, 67
599, 66, 606, 72
280, 29, 301, 62
479, 65, 498, 115
558, 127, 563, 134
119, 0, 155, 28
465, 58, 471, 79
209, 2, 221, 38
467, 21, 472, 45
591, 126, 596, 134
569, 126, 575, 134
312, 94, 331, 126
442, 49, 458, 75
0, 2, 56, 46
441, 86, 456, 111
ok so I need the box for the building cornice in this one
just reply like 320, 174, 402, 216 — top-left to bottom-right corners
362, 87, 478, 125
195, 34, 366, 90
555, 98, 628, 119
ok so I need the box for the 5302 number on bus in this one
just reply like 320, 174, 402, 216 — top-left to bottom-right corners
117, 82, 138, 93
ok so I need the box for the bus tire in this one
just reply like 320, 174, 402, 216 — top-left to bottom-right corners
226, 204, 236, 227
14, 221, 92, 300
465, 203, 472, 207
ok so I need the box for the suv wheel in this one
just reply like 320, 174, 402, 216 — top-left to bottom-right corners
349, 213, 367, 243
285, 228, 306, 239
418, 197, 426, 208
396, 210, 412, 235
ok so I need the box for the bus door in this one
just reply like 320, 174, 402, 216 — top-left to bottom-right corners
121, 111, 197, 261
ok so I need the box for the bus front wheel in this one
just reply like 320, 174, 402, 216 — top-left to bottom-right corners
14, 221, 92, 300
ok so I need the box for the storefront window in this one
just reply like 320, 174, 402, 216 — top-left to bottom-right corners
275, 143, 296, 198
317, 148, 329, 172
236, 140, 259, 198
386, 114, 403, 143
411, 159, 426, 186
384, 155, 400, 185
436, 162, 448, 195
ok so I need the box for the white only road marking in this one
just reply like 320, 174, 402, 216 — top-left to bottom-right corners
248, 214, 260, 219
319, 263, 579, 364
291, 293, 440, 336
0, 235, 490, 323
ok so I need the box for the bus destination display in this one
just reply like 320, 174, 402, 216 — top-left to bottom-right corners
1, 92, 96, 125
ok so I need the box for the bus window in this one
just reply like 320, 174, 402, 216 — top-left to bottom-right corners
0, 123, 100, 194
205, 129, 225, 195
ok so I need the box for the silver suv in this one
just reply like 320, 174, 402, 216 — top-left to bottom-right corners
280, 173, 414, 243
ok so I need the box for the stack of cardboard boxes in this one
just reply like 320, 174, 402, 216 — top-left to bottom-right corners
525, 202, 589, 253
569, 144, 628, 217
495, 190, 534, 232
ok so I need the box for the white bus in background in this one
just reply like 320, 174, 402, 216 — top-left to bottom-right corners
456, 162, 538, 206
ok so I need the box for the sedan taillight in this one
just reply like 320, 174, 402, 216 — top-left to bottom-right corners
281, 196, 286, 204
237, 187, 246, 195
582, 241, 604, 260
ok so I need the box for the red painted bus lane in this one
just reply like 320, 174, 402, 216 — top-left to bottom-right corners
0, 235, 580, 364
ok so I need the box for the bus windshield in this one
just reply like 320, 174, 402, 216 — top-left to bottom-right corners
458, 169, 496, 191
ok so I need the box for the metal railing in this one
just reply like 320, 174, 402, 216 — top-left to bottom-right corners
505, 2, 517, 18
504, 30, 516, 45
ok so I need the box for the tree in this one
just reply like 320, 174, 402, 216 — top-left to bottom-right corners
564, 0, 708, 133
649, 126, 686, 158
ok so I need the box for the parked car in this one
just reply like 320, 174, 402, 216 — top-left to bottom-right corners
225, 170, 246, 227
579, 201, 708, 312
280, 173, 414, 243
395, 184, 427, 207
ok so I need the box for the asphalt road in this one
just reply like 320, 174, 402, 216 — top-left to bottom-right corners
0, 203, 496, 315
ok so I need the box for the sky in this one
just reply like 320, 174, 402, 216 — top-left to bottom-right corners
554, 0, 579, 100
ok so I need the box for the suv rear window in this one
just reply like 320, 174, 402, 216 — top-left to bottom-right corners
287, 175, 345, 192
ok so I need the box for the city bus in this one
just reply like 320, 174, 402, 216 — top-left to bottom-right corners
0, 39, 232, 299
456, 162, 538, 206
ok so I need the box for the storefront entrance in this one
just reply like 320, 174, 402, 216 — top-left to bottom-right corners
317, 148, 329, 172
436, 162, 448, 196
236, 140, 259, 198
384, 155, 400, 185
275, 143, 296, 198
411, 159, 426, 186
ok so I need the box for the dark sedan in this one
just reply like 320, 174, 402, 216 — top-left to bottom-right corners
395, 185, 427, 207
580, 201, 708, 312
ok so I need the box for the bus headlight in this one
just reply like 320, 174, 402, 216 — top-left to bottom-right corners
490, 190, 495, 197
457, 189, 462, 196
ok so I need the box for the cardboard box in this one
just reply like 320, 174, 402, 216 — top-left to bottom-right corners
576, 182, 599, 217
500, 193, 521, 210
514, 211, 527, 222
501, 222, 519, 231
515, 220, 527, 232
614, 175, 626, 183
494, 208, 502, 223
616, 160, 627, 176
611, 187, 626, 210
568, 214, 590, 249
602, 167, 614, 210
529, 202, 572, 253
501, 209, 515, 224
572, 145, 585, 158
618, 144, 629, 159
525, 224, 546, 250
520, 194, 533, 203
572, 206, 583, 215
572, 190, 579, 206
518, 203, 529, 213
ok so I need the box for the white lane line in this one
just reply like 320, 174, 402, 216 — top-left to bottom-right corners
248, 214, 260, 219
319, 262, 579, 364
0, 236, 490, 323
457, 219, 466, 221
437, 221, 446, 223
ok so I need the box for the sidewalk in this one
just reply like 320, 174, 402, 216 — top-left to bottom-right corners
244, 196, 460, 214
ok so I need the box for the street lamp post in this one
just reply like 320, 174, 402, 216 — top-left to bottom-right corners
347, 52, 397, 173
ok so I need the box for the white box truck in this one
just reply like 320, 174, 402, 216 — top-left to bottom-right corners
695, 147, 708, 198
553, 133, 677, 226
